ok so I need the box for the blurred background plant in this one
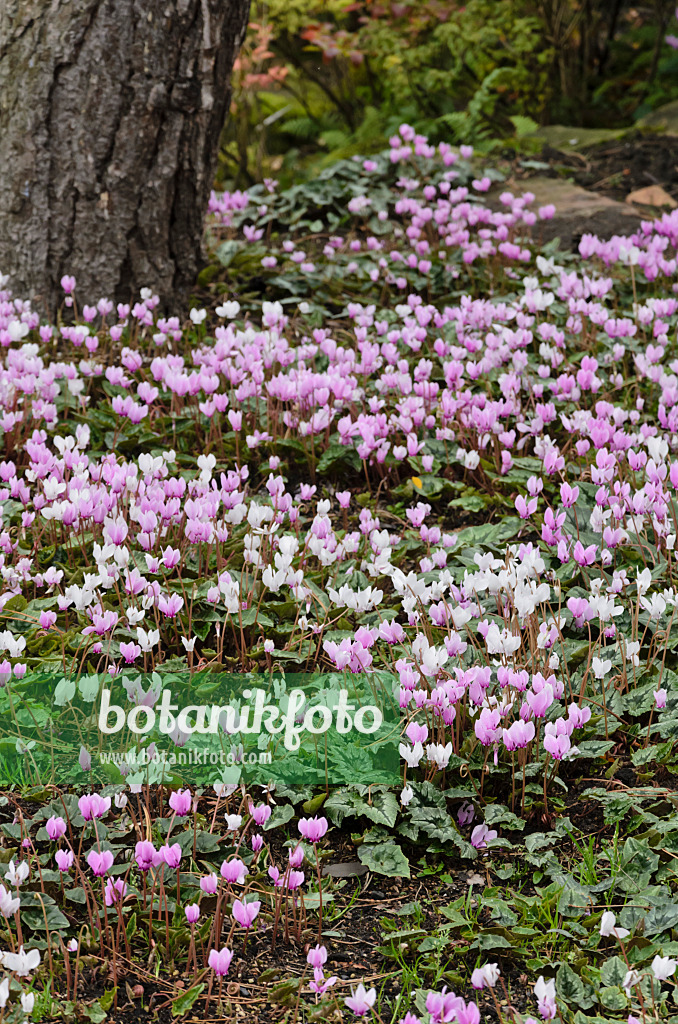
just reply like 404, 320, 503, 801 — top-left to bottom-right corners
217, 0, 678, 189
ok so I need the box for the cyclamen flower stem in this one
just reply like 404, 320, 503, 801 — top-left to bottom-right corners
60, 937, 73, 1000
100, 878, 113, 948
163, 878, 171, 958
188, 921, 197, 976
147, 865, 163, 948
204, 971, 214, 1014
115, 891, 131, 960
34, 892, 56, 995
314, 846, 323, 943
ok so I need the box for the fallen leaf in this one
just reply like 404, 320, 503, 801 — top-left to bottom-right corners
626, 185, 676, 208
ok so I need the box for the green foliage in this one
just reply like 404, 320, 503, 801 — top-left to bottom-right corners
221, 0, 677, 187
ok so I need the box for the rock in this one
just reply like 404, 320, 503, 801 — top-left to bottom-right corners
322, 860, 368, 878
625, 185, 677, 208
636, 100, 678, 136
508, 176, 642, 250
535, 124, 631, 152
514, 177, 636, 216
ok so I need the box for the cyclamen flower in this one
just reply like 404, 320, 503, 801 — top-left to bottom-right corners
185, 904, 200, 924
208, 946, 233, 976
0, 884, 20, 917
232, 898, 261, 929
426, 987, 462, 1023
104, 877, 128, 905
543, 732, 571, 760
471, 824, 497, 850
135, 840, 156, 871
87, 849, 114, 876
503, 720, 535, 750
307, 944, 327, 969
400, 784, 414, 806
471, 963, 500, 989
288, 845, 304, 868
655, 688, 668, 709
55, 850, 74, 873
46, 815, 67, 840
0, 945, 41, 977
453, 999, 480, 1024
310, 966, 338, 994
155, 843, 182, 869
78, 793, 111, 820
457, 802, 475, 826
298, 815, 328, 843
623, 969, 641, 998
345, 983, 377, 1016
4, 860, 29, 887
249, 802, 272, 826
651, 954, 677, 981
515, 494, 537, 519
168, 789, 192, 816
599, 910, 630, 939
534, 976, 557, 1020
220, 858, 248, 885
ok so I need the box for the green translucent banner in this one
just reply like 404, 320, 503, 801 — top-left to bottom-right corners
0, 669, 401, 787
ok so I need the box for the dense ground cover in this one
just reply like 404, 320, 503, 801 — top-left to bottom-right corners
0, 129, 678, 1022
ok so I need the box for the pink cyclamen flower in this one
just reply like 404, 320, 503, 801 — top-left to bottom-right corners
220, 858, 248, 885
55, 849, 74, 873
515, 494, 537, 519
184, 904, 200, 924
655, 688, 667, 709
208, 946, 233, 976
298, 815, 328, 843
502, 720, 535, 750
310, 966, 338, 994
249, 802, 272, 826
457, 802, 475, 826
426, 987, 462, 1023
543, 733, 571, 760
134, 840, 155, 871
573, 540, 596, 567
87, 849, 114, 876
104, 877, 127, 906
267, 865, 284, 888
156, 843, 182, 869
200, 872, 219, 894
345, 984, 377, 1016
471, 824, 497, 850
168, 789, 192, 817
232, 899, 261, 929
78, 794, 111, 821
46, 815, 67, 841
307, 944, 327, 969
454, 999, 480, 1024
288, 845, 304, 868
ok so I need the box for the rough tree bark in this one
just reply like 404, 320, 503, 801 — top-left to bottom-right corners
0, 0, 250, 313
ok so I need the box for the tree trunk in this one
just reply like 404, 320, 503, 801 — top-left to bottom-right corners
0, 0, 250, 314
